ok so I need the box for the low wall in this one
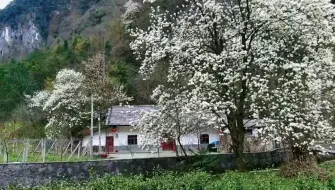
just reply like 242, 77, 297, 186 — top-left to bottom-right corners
0, 149, 292, 189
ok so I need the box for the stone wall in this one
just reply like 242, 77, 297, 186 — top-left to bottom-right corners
0, 149, 292, 189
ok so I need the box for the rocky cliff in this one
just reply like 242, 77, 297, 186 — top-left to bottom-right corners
0, 0, 132, 60
0, 20, 42, 59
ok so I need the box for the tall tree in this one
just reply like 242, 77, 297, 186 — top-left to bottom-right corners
29, 69, 89, 138
131, 0, 335, 170
83, 53, 132, 113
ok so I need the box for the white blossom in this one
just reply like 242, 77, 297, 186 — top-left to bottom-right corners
135, 85, 216, 156
29, 69, 89, 138
131, 0, 335, 160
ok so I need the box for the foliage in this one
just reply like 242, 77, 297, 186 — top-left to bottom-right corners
13, 165, 335, 190
131, 0, 335, 170
10, 104, 46, 139
279, 156, 330, 180
0, 62, 38, 119
109, 58, 137, 98
0, 0, 199, 138
188, 148, 223, 173
82, 53, 132, 111
0, 121, 22, 162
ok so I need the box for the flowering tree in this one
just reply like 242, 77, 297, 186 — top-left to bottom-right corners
136, 84, 216, 156
131, 0, 335, 169
29, 69, 89, 138
83, 53, 132, 111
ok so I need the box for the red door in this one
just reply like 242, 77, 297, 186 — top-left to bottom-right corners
106, 136, 114, 153
161, 140, 175, 151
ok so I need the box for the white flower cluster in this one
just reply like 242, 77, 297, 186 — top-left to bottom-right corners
28, 69, 89, 138
131, 0, 335, 153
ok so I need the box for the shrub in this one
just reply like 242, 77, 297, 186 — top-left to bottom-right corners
16, 165, 335, 190
279, 156, 330, 180
294, 177, 328, 190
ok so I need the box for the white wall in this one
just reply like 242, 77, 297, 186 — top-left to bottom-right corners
110, 126, 141, 147
82, 126, 142, 147
82, 126, 221, 147
82, 130, 107, 147
180, 128, 220, 145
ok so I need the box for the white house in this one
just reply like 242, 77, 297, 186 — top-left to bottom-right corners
82, 105, 269, 153
82, 105, 224, 153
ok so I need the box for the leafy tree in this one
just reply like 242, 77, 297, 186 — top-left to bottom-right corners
109, 58, 137, 99
83, 53, 132, 113
0, 62, 38, 120
72, 36, 90, 62
10, 104, 46, 139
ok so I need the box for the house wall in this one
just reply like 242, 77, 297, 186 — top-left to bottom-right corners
82, 130, 107, 147
110, 126, 140, 147
180, 128, 220, 145
82, 126, 221, 153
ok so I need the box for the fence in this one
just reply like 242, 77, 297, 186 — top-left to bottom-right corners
0, 139, 92, 163
0, 137, 284, 163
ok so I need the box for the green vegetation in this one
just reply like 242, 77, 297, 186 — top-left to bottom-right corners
0, 0, 180, 139
0, 152, 93, 163
9, 162, 335, 190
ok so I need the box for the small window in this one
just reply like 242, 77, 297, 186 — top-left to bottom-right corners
200, 134, 209, 144
246, 129, 253, 135
128, 135, 138, 145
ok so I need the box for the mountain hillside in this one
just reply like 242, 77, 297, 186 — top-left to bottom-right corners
0, 0, 131, 60
0, 0, 185, 138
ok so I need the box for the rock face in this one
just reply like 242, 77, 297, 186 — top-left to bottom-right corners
0, 21, 42, 60
0, 0, 131, 61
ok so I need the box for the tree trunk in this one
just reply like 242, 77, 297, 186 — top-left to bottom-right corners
292, 146, 310, 162
231, 135, 246, 171
228, 112, 247, 171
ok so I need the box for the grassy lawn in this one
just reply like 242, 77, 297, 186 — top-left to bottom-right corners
0, 152, 94, 163
15, 161, 335, 190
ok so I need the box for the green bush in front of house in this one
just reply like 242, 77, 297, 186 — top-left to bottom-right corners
9, 163, 335, 190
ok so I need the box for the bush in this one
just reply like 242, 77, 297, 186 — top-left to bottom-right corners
294, 177, 328, 190
279, 156, 330, 180
18, 166, 335, 190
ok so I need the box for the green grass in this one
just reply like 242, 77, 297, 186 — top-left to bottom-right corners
0, 152, 94, 163
11, 162, 335, 190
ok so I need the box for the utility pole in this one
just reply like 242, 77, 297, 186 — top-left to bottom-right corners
98, 113, 101, 153
90, 94, 94, 159
42, 138, 46, 163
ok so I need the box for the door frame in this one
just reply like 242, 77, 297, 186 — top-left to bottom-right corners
106, 136, 114, 153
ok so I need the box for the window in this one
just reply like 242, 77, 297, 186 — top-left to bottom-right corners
245, 129, 253, 135
128, 135, 138, 145
200, 134, 209, 144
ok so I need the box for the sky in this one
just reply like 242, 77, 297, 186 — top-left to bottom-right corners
0, 0, 12, 9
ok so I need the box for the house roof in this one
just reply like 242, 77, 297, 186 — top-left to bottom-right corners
243, 119, 265, 128
105, 105, 264, 128
105, 105, 158, 126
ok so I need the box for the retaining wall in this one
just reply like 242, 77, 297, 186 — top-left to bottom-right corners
0, 149, 292, 189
